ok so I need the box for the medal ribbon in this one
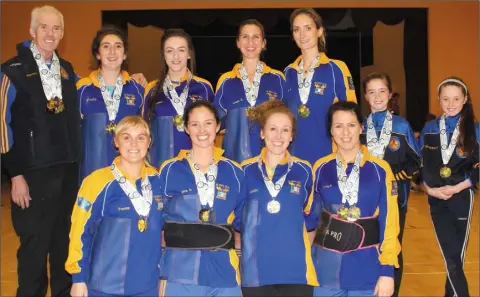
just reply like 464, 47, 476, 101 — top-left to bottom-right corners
366, 110, 393, 159
163, 71, 192, 117
297, 55, 320, 105
98, 73, 124, 122
110, 163, 152, 217
239, 62, 263, 107
257, 156, 293, 198
439, 115, 460, 166
188, 151, 218, 208
30, 42, 62, 100
336, 149, 362, 206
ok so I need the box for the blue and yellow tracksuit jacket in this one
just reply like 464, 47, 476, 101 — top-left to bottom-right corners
213, 62, 286, 163
144, 74, 214, 169
65, 158, 164, 296
311, 146, 400, 290
360, 110, 421, 207
420, 114, 480, 188
240, 148, 318, 287
77, 70, 145, 181
158, 148, 245, 287
284, 54, 357, 165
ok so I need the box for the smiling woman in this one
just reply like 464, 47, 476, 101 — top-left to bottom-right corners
76, 25, 147, 182
66, 116, 165, 297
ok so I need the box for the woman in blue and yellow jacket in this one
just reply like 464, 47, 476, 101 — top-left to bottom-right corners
66, 116, 164, 297
311, 101, 400, 297
77, 25, 146, 181
214, 19, 286, 164
359, 72, 421, 296
284, 8, 357, 166
240, 100, 318, 297
144, 28, 214, 169
158, 100, 245, 297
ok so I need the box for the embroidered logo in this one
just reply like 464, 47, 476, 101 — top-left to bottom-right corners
118, 206, 130, 211
389, 136, 401, 151
189, 95, 203, 102
154, 195, 164, 210
249, 189, 259, 194
288, 180, 302, 194
266, 90, 278, 100
86, 97, 97, 102
423, 145, 438, 150
456, 146, 466, 159
60, 67, 69, 80
124, 94, 136, 106
77, 197, 92, 212
314, 82, 327, 95
216, 184, 230, 200
26, 72, 38, 77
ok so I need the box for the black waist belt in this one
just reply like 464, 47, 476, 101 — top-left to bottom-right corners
164, 222, 235, 250
313, 210, 379, 252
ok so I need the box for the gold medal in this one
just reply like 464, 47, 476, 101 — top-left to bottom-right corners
46, 97, 64, 114
173, 114, 184, 131
298, 104, 310, 118
138, 218, 147, 232
105, 121, 116, 134
337, 205, 349, 220
440, 166, 451, 178
348, 205, 361, 222
173, 114, 184, 127
199, 209, 210, 223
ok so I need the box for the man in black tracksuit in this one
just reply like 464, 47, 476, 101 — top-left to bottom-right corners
0, 6, 81, 297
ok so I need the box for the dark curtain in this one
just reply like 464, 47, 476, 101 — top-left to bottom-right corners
103, 7, 428, 130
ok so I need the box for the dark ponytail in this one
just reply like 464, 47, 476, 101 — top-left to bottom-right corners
438, 76, 476, 155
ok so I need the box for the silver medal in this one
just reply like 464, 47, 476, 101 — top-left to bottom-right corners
267, 200, 281, 214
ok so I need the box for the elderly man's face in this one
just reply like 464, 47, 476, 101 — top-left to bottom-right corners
29, 12, 63, 58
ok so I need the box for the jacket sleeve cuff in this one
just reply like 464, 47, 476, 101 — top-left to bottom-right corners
72, 272, 86, 283
380, 265, 395, 277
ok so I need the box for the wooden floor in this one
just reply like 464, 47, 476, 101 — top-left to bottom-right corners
1, 184, 479, 296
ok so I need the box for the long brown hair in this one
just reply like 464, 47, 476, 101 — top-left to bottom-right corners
147, 28, 196, 120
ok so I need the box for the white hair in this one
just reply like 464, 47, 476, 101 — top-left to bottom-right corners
30, 6, 64, 31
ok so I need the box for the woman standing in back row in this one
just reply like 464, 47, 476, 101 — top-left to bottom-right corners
144, 28, 214, 168
284, 8, 357, 165
214, 19, 286, 164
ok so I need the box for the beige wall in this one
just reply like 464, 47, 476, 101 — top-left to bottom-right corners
360, 21, 405, 117
1, 1, 479, 116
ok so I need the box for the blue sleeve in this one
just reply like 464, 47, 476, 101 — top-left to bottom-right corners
304, 166, 323, 231
0, 72, 16, 154
213, 79, 228, 121
232, 167, 246, 232
377, 166, 401, 277
404, 122, 422, 177
205, 82, 214, 103
302, 164, 317, 231
65, 177, 105, 283
331, 60, 357, 103
213, 80, 228, 130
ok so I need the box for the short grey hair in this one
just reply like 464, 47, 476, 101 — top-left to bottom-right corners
30, 6, 64, 31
